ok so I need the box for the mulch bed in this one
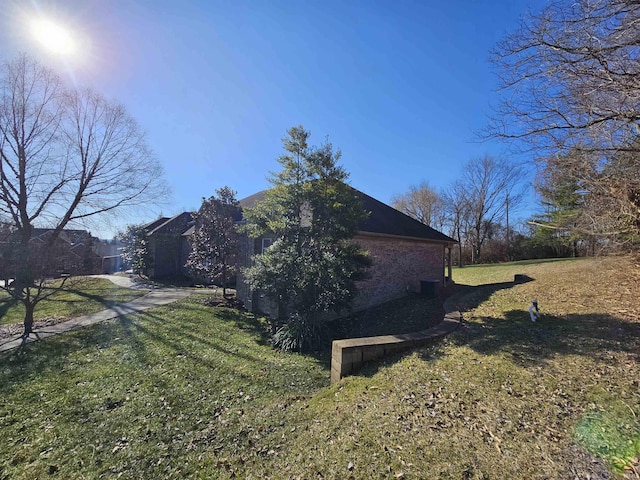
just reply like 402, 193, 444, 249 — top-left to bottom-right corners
0, 317, 67, 340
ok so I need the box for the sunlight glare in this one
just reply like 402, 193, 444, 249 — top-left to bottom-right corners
30, 18, 76, 56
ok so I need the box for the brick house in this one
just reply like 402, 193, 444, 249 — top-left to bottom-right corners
0, 228, 101, 278
143, 212, 195, 278
236, 188, 456, 317
142, 209, 244, 280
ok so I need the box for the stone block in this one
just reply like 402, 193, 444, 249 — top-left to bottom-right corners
331, 363, 344, 384
362, 345, 384, 362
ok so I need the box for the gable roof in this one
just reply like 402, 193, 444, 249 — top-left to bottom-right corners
144, 205, 243, 238
142, 217, 170, 232
31, 228, 92, 245
239, 186, 456, 244
356, 189, 455, 243
145, 212, 194, 236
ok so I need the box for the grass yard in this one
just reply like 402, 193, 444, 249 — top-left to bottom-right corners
1, 256, 639, 479
0, 277, 147, 328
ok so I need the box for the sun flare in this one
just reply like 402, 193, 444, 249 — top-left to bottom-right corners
30, 18, 76, 56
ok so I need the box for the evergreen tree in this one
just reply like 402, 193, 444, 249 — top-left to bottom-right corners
118, 225, 153, 277
531, 151, 586, 257
242, 126, 370, 352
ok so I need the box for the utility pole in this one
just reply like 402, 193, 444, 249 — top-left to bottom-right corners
505, 192, 510, 261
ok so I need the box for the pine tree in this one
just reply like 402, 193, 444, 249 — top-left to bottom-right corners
531, 152, 586, 257
242, 126, 370, 351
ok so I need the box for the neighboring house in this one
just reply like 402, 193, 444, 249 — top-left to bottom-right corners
0, 228, 101, 277
32, 229, 102, 276
94, 239, 125, 273
235, 188, 457, 317
143, 212, 195, 278
143, 207, 244, 281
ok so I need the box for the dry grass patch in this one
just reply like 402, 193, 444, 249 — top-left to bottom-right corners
253, 256, 640, 479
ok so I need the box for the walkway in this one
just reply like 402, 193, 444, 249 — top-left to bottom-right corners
0, 275, 207, 354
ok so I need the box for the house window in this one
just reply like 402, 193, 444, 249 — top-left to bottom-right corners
261, 238, 274, 253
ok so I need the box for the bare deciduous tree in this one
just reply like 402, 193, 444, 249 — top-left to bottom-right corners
459, 156, 524, 264
442, 180, 470, 267
0, 55, 168, 336
391, 182, 447, 231
490, 0, 640, 154
489, 0, 640, 243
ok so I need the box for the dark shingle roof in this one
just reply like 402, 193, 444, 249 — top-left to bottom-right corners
146, 212, 194, 236
31, 228, 92, 245
356, 189, 455, 243
238, 191, 267, 210
142, 217, 170, 232
239, 186, 456, 244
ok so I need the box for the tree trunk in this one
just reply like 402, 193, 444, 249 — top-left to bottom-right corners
273, 300, 286, 335
222, 261, 227, 298
23, 302, 35, 337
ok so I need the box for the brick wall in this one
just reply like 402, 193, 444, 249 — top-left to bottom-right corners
237, 232, 445, 317
352, 234, 444, 311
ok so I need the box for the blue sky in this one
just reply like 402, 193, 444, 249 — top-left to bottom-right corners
2, 0, 536, 238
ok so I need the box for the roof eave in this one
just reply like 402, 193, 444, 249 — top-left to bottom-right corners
355, 230, 458, 245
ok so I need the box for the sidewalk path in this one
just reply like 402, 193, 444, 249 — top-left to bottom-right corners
0, 275, 210, 354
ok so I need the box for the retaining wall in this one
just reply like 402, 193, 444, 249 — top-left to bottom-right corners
330, 310, 461, 384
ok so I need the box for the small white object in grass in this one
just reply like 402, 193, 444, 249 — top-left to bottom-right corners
529, 299, 540, 322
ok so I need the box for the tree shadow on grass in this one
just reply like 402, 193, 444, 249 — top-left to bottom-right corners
115, 313, 252, 380
452, 309, 640, 366
210, 306, 272, 346
437, 275, 639, 366
128, 309, 274, 371
343, 276, 537, 380
1, 304, 278, 393
448, 275, 535, 313
54, 285, 143, 309
0, 297, 19, 322
1, 281, 145, 329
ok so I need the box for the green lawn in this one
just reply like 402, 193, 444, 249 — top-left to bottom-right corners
0, 277, 147, 326
452, 256, 581, 286
1, 257, 638, 479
